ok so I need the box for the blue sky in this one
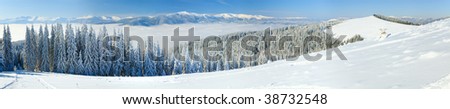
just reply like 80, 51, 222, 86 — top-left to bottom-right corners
0, 0, 449, 19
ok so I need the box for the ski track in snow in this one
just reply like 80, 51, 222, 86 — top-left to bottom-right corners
34, 76, 57, 89
0, 74, 18, 89
1, 71, 58, 89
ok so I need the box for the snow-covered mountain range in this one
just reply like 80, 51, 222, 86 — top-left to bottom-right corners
0, 11, 316, 26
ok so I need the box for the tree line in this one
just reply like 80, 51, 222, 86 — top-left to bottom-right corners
2, 22, 363, 76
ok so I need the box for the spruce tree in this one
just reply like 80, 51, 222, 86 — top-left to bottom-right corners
143, 42, 156, 76
39, 25, 50, 72
25, 26, 37, 71
49, 25, 56, 71
3, 25, 14, 71
55, 24, 66, 73
65, 24, 77, 74
155, 45, 166, 76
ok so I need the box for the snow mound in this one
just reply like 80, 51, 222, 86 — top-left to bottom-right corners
332, 16, 417, 40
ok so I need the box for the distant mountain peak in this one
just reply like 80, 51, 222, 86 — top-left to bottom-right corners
174, 11, 203, 15
77, 15, 94, 19
213, 13, 273, 19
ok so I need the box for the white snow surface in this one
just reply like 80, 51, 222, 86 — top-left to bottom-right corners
1, 16, 450, 89
332, 16, 417, 40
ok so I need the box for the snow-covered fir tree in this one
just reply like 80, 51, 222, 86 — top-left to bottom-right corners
184, 47, 194, 74
134, 46, 143, 76
3, 25, 14, 71
173, 58, 183, 75
55, 24, 66, 73
111, 29, 125, 76
82, 25, 94, 75
99, 26, 112, 76
155, 45, 166, 76
49, 25, 56, 72
75, 53, 85, 73
39, 25, 50, 72
25, 26, 37, 71
143, 41, 156, 76
65, 24, 77, 74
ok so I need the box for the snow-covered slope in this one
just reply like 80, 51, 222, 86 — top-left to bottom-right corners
426, 74, 450, 89
1, 16, 450, 89
332, 16, 416, 40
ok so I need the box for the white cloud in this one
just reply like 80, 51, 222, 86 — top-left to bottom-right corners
217, 0, 231, 6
